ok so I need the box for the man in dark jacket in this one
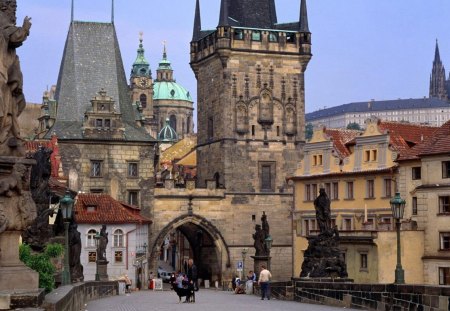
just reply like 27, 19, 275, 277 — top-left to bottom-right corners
187, 258, 198, 291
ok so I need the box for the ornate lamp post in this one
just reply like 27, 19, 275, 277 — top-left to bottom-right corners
60, 191, 74, 285
264, 235, 273, 270
241, 248, 248, 277
390, 192, 406, 284
94, 232, 100, 281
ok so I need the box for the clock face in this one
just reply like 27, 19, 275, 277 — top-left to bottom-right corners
139, 78, 148, 87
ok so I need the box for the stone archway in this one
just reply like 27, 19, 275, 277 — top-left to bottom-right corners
149, 214, 231, 284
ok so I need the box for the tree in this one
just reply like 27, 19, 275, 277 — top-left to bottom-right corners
305, 123, 314, 141
20, 243, 64, 292
346, 122, 362, 130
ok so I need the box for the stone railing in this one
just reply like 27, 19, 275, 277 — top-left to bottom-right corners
253, 281, 294, 300
41, 281, 119, 311
292, 279, 450, 311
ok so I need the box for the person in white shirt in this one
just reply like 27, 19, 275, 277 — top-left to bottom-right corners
258, 264, 272, 300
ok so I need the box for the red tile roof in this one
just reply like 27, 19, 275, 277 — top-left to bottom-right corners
399, 120, 450, 160
74, 194, 152, 224
324, 129, 361, 158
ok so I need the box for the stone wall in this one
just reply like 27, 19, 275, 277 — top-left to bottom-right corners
59, 141, 155, 217
42, 281, 119, 311
293, 279, 450, 311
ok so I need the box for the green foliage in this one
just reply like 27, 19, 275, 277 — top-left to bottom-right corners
305, 123, 314, 141
19, 243, 64, 292
346, 122, 362, 130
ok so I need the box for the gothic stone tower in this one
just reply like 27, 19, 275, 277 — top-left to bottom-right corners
430, 40, 450, 101
190, 0, 312, 190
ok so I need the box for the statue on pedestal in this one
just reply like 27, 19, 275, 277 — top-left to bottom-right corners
97, 224, 108, 262
300, 188, 348, 279
252, 224, 265, 256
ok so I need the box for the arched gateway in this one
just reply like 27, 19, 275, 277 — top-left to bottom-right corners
150, 214, 231, 284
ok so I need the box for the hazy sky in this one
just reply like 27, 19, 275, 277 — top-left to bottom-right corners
16, 0, 450, 115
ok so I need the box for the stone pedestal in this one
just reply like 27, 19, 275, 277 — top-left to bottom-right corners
98, 260, 109, 281
251, 255, 271, 277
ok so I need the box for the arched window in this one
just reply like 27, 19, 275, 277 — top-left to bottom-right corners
169, 115, 177, 132
140, 94, 147, 108
87, 229, 97, 247
187, 116, 191, 134
113, 229, 124, 247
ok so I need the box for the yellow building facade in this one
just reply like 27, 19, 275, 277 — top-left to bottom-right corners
291, 119, 437, 283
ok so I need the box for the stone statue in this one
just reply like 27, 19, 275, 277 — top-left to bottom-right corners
22, 147, 54, 250
0, 0, 31, 156
97, 224, 108, 262
69, 223, 84, 282
314, 188, 331, 233
252, 224, 265, 256
300, 190, 348, 279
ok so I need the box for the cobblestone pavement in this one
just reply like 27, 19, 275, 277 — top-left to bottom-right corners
85, 289, 356, 311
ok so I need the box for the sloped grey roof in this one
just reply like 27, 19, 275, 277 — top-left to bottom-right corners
306, 98, 450, 122
47, 21, 154, 142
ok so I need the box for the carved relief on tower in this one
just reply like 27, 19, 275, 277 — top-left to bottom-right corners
258, 88, 274, 125
235, 100, 248, 134
285, 103, 297, 136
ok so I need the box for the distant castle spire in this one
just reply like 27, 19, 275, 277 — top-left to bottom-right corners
299, 0, 309, 32
192, 0, 202, 41
430, 39, 449, 101
71, 0, 74, 22
111, 0, 114, 23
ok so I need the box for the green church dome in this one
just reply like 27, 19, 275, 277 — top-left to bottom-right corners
158, 118, 178, 142
153, 81, 193, 102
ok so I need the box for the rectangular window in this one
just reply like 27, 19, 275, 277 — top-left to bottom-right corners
207, 117, 214, 139
412, 197, 418, 215
364, 150, 370, 162
360, 253, 368, 269
371, 150, 377, 161
115, 251, 123, 263
260, 162, 275, 192
440, 233, 450, 250
439, 267, 450, 285
343, 218, 352, 231
91, 160, 102, 177
325, 183, 331, 197
251, 31, 261, 41
312, 155, 317, 166
366, 180, 375, 198
252, 125, 255, 136
384, 178, 392, 198
443, 161, 450, 178
412, 167, 421, 180
276, 126, 280, 136
90, 188, 103, 193
332, 182, 339, 200
439, 196, 450, 213
305, 184, 311, 201
318, 155, 323, 166
104, 119, 111, 128
346, 181, 354, 199
96, 119, 103, 127
312, 184, 318, 199
303, 219, 316, 236
88, 252, 97, 263
128, 191, 139, 206
128, 162, 138, 177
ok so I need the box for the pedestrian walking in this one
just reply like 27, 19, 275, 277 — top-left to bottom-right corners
258, 264, 272, 300
187, 258, 199, 291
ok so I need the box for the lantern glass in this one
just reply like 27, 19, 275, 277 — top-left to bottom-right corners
60, 191, 74, 221
390, 192, 406, 220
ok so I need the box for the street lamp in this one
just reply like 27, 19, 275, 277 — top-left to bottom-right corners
60, 191, 74, 285
390, 192, 406, 284
241, 248, 248, 278
94, 232, 100, 281
264, 235, 273, 270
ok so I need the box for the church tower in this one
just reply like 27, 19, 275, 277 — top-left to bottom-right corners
130, 34, 156, 135
429, 40, 449, 101
190, 0, 312, 190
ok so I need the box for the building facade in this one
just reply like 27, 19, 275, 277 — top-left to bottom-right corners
397, 120, 450, 285
290, 119, 438, 283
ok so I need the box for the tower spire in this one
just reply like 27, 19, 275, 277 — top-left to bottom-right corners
192, 0, 201, 41
299, 0, 309, 32
434, 39, 441, 63
218, 0, 229, 26
71, 0, 74, 22
111, 0, 114, 24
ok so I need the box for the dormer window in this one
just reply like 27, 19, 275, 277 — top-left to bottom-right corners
86, 205, 96, 212
364, 149, 377, 162
312, 154, 323, 166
